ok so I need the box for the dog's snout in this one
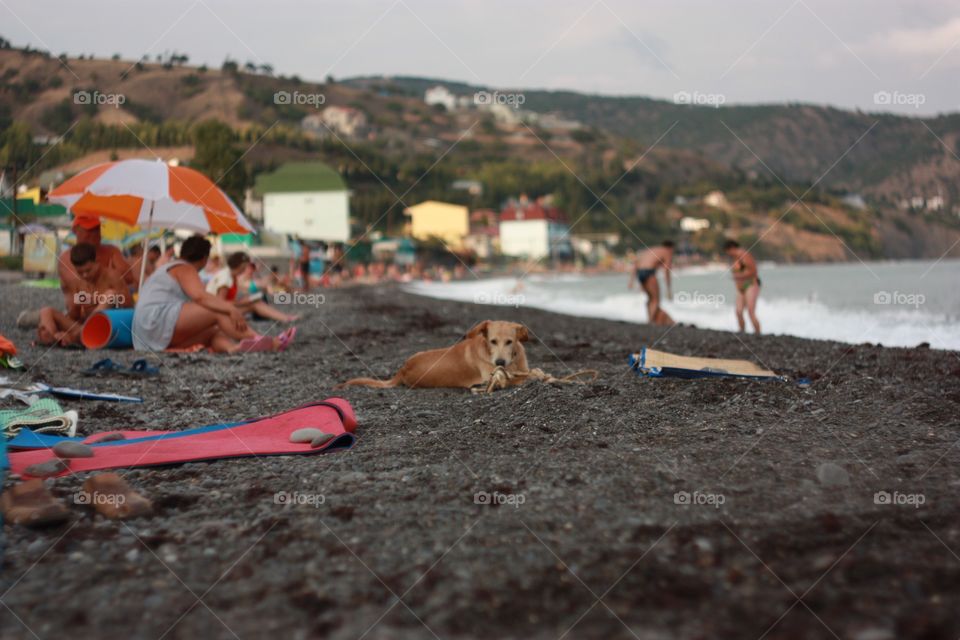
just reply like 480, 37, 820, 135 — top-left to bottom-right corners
495, 358, 506, 367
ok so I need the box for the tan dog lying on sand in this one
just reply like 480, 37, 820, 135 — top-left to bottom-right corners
336, 320, 530, 390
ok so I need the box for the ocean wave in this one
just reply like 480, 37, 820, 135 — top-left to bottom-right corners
405, 276, 960, 350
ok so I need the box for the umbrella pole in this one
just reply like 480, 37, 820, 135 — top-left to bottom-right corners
137, 202, 154, 292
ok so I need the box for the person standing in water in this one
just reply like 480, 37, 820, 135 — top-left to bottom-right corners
629, 240, 675, 326
724, 239, 761, 334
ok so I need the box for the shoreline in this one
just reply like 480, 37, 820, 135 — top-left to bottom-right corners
402, 263, 960, 352
2, 283, 959, 639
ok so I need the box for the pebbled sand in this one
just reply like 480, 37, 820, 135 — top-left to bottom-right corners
1, 282, 959, 640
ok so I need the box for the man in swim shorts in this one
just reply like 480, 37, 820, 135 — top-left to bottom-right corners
724, 239, 761, 334
39, 243, 131, 346
629, 240, 675, 326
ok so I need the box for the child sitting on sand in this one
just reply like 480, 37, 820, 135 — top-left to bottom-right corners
38, 243, 131, 347
206, 252, 299, 324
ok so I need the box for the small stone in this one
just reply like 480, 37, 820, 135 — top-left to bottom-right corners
290, 428, 324, 444
851, 628, 894, 640
92, 433, 126, 443
896, 451, 924, 466
53, 441, 94, 458
27, 539, 47, 555
816, 462, 850, 487
310, 433, 335, 448
158, 543, 177, 564
125, 549, 140, 562
25, 458, 69, 477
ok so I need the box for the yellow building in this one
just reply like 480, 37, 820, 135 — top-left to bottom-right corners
404, 201, 469, 249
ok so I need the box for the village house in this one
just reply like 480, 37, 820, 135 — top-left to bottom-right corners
424, 85, 457, 111
498, 196, 572, 260
464, 209, 499, 259
253, 162, 350, 242
404, 200, 470, 250
302, 106, 369, 139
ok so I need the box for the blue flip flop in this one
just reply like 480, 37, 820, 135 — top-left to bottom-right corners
83, 358, 159, 377
129, 359, 160, 376
82, 358, 125, 376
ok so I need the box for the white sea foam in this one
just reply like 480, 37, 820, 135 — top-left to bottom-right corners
405, 262, 960, 350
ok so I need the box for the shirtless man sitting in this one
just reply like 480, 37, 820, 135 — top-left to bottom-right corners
59, 216, 136, 305
38, 243, 131, 347
629, 240, 675, 326
18, 217, 134, 330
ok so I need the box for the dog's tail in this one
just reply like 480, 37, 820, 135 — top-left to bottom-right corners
334, 375, 400, 390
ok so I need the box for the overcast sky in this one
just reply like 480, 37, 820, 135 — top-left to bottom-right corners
3, 0, 958, 116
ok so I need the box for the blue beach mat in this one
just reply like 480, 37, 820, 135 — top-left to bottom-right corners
8, 420, 243, 450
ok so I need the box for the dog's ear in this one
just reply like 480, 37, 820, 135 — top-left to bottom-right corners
514, 323, 530, 342
465, 320, 490, 339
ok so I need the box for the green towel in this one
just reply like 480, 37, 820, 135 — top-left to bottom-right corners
0, 398, 78, 438
20, 279, 61, 289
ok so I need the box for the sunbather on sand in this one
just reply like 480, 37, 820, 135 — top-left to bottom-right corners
59, 216, 135, 295
132, 236, 294, 353
15, 216, 134, 330
206, 252, 299, 324
200, 253, 222, 284
127, 243, 158, 283
154, 245, 176, 268
38, 243, 131, 347
724, 239, 761, 334
629, 240, 675, 326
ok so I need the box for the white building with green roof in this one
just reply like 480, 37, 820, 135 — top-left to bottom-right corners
254, 162, 350, 242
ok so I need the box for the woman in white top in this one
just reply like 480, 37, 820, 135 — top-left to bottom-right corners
133, 235, 283, 353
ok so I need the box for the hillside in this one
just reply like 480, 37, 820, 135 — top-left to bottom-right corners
347, 76, 960, 207
2, 46, 959, 261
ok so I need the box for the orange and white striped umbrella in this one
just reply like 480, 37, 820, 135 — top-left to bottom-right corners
49, 159, 254, 235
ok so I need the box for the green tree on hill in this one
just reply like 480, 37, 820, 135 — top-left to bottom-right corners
191, 119, 248, 206
0, 122, 40, 172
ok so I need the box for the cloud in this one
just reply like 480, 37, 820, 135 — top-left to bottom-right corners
861, 16, 960, 57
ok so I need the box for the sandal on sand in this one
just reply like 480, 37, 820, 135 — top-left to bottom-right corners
278, 327, 298, 352
81, 473, 152, 520
237, 335, 275, 353
82, 358, 125, 376
84, 358, 160, 377
1, 479, 70, 527
129, 359, 160, 376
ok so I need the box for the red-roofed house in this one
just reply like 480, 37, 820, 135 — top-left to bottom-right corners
499, 196, 571, 259
464, 209, 500, 259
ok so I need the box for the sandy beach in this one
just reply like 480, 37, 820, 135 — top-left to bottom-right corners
2, 282, 959, 640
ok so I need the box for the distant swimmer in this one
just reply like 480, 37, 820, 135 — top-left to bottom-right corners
724, 239, 761, 334
629, 240, 675, 326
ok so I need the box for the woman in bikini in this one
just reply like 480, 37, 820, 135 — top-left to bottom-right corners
724, 239, 761, 334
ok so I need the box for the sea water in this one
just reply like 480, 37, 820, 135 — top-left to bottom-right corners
405, 260, 960, 350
